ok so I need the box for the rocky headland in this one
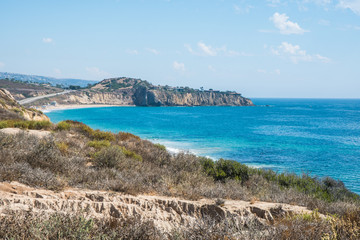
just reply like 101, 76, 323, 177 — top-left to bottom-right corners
22, 77, 254, 107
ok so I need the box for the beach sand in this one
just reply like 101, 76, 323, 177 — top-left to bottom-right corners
41, 104, 134, 112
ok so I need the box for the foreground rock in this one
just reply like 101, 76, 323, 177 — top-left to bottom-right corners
0, 181, 314, 233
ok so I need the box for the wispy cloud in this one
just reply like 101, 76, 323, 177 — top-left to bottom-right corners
185, 42, 251, 57
0, 62, 4, 68
198, 42, 217, 56
86, 67, 111, 78
338, 0, 360, 15
270, 12, 307, 35
146, 48, 159, 55
126, 49, 139, 55
42, 38, 53, 43
257, 68, 281, 75
266, 0, 282, 7
173, 61, 185, 72
272, 42, 330, 63
233, 4, 254, 14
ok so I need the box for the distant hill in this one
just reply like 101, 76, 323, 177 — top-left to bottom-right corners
0, 79, 63, 100
0, 72, 97, 88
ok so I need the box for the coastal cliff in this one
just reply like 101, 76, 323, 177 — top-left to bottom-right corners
134, 85, 253, 106
26, 77, 254, 107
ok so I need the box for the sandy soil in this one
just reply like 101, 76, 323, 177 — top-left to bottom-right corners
0, 128, 51, 138
41, 104, 135, 112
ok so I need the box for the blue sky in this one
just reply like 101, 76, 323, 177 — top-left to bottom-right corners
0, 0, 359, 98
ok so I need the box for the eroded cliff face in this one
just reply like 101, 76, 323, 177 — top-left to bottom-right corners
134, 86, 254, 106
53, 90, 135, 105
0, 181, 315, 233
0, 88, 49, 121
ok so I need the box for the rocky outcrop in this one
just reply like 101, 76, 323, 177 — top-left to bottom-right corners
134, 86, 254, 106
43, 86, 253, 107
53, 90, 135, 105
0, 182, 315, 233
0, 88, 49, 121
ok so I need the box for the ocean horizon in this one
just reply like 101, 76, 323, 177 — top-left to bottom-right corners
47, 98, 360, 194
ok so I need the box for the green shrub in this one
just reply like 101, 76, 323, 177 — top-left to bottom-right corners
0, 120, 52, 130
93, 146, 126, 168
201, 158, 250, 183
56, 142, 69, 154
56, 121, 71, 131
28, 121, 52, 130
0, 121, 8, 129
14, 121, 29, 129
154, 143, 166, 151
92, 130, 115, 141
88, 140, 111, 150
118, 132, 140, 141
76, 124, 93, 137
121, 147, 143, 162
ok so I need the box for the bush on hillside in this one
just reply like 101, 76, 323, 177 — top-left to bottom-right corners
88, 140, 111, 150
56, 121, 71, 131
0, 120, 52, 130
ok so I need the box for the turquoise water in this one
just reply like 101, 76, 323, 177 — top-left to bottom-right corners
46, 99, 360, 194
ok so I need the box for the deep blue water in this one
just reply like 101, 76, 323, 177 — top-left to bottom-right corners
46, 99, 360, 194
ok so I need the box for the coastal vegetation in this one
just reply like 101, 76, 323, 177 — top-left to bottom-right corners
0, 118, 359, 239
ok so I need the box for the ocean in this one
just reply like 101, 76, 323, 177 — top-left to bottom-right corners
46, 98, 360, 194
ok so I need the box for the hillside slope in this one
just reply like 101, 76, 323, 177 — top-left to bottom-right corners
0, 88, 49, 121
0, 72, 97, 87
0, 79, 63, 100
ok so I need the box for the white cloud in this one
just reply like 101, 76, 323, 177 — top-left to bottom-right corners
173, 61, 185, 72
86, 67, 111, 78
198, 42, 217, 56
0, 62, 4, 68
184, 44, 194, 54
270, 12, 307, 35
273, 42, 330, 63
42, 38, 53, 43
234, 4, 253, 14
127, 49, 139, 55
186, 42, 251, 57
267, 0, 282, 7
315, 54, 331, 63
275, 69, 281, 75
338, 0, 360, 14
146, 48, 159, 55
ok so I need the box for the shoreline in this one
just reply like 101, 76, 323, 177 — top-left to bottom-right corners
41, 104, 134, 112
